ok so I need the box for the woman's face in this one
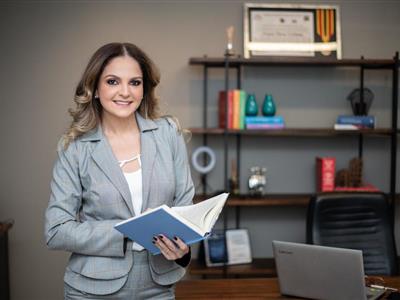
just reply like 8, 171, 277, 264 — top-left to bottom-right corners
97, 55, 144, 121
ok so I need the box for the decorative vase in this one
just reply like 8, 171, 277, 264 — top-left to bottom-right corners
347, 88, 374, 116
245, 94, 258, 116
262, 94, 276, 116
248, 166, 267, 195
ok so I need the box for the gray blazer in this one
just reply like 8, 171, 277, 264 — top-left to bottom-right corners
45, 113, 194, 295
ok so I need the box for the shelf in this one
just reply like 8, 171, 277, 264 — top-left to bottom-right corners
189, 56, 395, 69
194, 193, 400, 207
189, 127, 393, 137
194, 194, 311, 207
189, 258, 276, 277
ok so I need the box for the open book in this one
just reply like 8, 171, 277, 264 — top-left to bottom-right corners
114, 193, 229, 255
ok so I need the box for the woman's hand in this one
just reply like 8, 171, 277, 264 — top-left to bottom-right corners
153, 234, 189, 260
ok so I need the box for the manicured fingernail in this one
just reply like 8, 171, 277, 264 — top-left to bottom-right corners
158, 235, 164, 239
173, 236, 178, 241
153, 236, 158, 241
152, 240, 155, 244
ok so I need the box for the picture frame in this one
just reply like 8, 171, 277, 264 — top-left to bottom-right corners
203, 229, 252, 267
203, 230, 228, 267
226, 229, 252, 265
243, 3, 342, 59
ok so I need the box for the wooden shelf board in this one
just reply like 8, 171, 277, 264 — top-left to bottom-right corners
189, 258, 276, 276
194, 193, 400, 207
189, 57, 395, 69
194, 194, 310, 207
189, 127, 393, 137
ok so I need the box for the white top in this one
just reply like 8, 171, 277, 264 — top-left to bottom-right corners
121, 155, 144, 251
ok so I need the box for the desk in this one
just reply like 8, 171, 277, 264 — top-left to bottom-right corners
176, 277, 400, 299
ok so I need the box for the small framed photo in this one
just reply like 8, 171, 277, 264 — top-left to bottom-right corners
226, 229, 252, 265
203, 230, 228, 267
243, 3, 342, 59
203, 229, 252, 267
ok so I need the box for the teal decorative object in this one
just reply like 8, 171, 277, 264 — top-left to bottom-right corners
262, 94, 276, 116
245, 94, 258, 116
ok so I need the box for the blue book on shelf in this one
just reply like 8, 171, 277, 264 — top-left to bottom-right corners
114, 193, 229, 255
336, 115, 375, 128
245, 116, 284, 124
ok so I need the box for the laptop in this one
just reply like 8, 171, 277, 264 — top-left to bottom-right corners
272, 241, 386, 300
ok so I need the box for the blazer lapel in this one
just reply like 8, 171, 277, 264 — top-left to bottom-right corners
137, 113, 158, 211
89, 128, 135, 216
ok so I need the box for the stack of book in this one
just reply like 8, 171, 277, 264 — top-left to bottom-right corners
245, 116, 285, 129
334, 115, 376, 130
218, 90, 246, 129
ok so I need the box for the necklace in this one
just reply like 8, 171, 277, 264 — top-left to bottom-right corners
118, 154, 141, 168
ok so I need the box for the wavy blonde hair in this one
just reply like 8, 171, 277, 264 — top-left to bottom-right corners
63, 42, 161, 148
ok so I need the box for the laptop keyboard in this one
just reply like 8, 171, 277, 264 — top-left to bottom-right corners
366, 287, 386, 300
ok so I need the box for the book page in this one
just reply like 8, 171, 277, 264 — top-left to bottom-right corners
172, 193, 229, 232
161, 206, 205, 235
200, 199, 226, 231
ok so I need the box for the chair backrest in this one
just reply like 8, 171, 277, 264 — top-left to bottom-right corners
306, 192, 397, 275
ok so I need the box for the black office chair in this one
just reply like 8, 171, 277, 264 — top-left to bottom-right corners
307, 192, 398, 275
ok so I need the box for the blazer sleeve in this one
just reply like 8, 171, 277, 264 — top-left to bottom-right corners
168, 120, 195, 208
44, 140, 125, 257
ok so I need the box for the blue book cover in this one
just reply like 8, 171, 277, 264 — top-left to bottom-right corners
245, 116, 284, 124
336, 115, 375, 128
114, 193, 229, 255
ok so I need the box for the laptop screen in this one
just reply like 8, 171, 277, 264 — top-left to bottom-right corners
272, 241, 370, 300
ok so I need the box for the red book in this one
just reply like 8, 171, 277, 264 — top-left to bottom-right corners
218, 90, 234, 129
227, 90, 234, 129
316, 157, 336, 192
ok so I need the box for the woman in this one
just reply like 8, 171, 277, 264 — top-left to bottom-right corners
45, 42, 194, 299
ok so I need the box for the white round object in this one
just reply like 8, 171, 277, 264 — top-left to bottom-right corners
191, 146, 216, 174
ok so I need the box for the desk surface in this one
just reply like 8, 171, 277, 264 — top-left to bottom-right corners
176, 277, 400, 299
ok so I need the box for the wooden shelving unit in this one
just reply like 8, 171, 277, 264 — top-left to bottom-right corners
188, 54, 399, 278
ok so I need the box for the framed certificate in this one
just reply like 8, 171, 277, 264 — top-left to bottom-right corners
244, 3, 342, 59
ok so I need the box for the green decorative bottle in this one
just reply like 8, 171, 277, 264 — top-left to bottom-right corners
262, 94, 276, 116
245, 94, 258, 116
